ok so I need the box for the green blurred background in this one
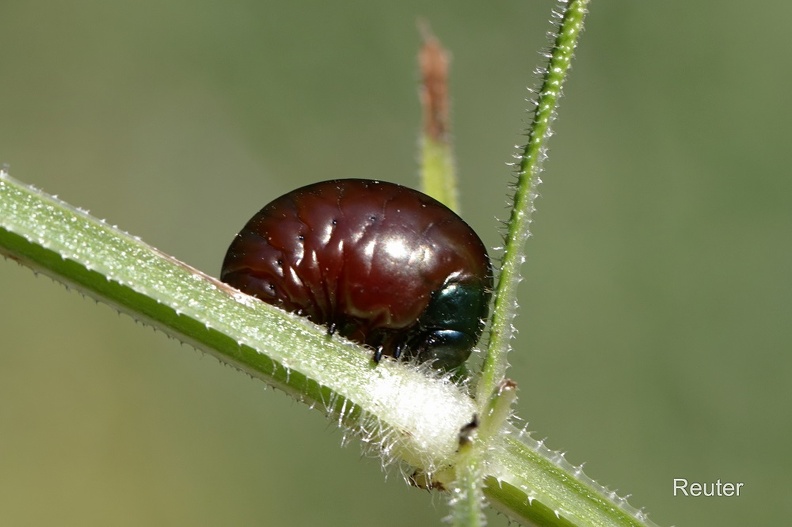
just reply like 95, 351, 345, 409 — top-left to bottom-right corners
1, 1, 789, 525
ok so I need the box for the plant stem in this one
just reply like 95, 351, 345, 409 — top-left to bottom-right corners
1, 164, 660, 526
449, 440, 486, 527
418, 23, 459, 211
0, 169, 476, 473
477, 0, 591, 403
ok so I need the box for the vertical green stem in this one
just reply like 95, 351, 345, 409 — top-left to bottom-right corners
477, 0, 590, 403
449, 443, 486, 527
417, 24, 460, 211
421, 137, 459, 211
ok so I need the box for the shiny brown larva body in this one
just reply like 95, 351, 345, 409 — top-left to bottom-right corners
221, 179, 491, 370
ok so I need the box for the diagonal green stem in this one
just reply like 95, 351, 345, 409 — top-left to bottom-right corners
0, 169, 476, 473
477, 0, 591, 403
0, 164, 661, 526
0, 3, 666, 522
